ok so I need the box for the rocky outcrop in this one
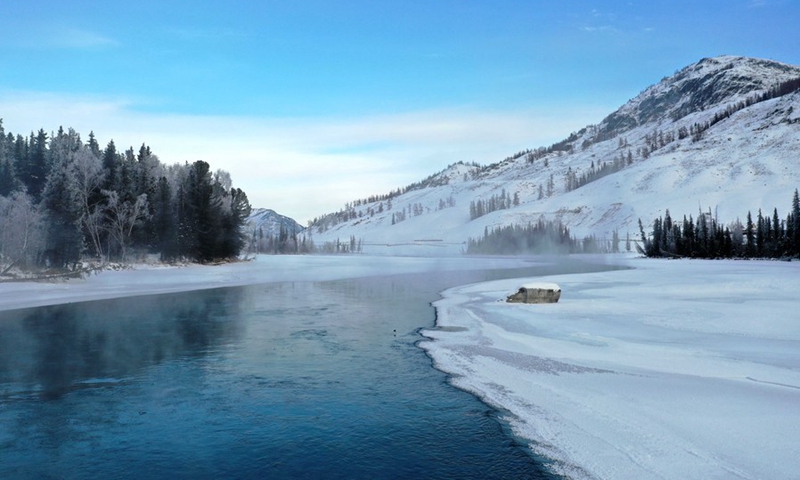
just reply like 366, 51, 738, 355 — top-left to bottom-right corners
506, 283, 561, 304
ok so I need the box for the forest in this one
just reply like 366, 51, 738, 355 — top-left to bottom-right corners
0, 120, 251, 275
466, 219, 623, 255
639, 190, 800, 259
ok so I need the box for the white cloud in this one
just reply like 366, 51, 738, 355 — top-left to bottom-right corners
0, 91, 609, 222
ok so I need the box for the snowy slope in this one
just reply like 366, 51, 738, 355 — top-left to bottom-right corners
310, 56, 800, 254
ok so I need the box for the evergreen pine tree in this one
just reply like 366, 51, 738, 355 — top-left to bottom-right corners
745, 211, 756, 257
102, 140, 120, 191
0, 120, 13, 196
154, 176, 177, 261
87, 131, 101, 157
184, 160, 223, 262
772, 208, 781, 256
219, 187, 251, 258
0, 157, 15, 196
23, 129, 49, 201
756, 209, 765, 257
792, 189, 800, 256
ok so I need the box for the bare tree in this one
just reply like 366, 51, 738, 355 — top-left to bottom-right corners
70, 147, 107, 261
0, 192, 46, 275
103, 190, 150, 263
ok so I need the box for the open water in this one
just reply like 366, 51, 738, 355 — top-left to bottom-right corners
0, 261, 608, 479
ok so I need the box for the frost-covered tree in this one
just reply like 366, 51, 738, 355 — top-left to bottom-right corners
41, 150, 83, 269
103, 190, 150, 263
70, 146, 106, 260
0, 122, 252, 269
0, 191, 46, 274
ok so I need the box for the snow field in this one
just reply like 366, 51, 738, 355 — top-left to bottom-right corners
421, 257, 800, 479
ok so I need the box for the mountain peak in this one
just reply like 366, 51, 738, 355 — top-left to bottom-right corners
597, 55, 800, 139
247, 208, 305, 237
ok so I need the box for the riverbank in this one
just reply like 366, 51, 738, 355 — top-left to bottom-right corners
421, 257, 800, 479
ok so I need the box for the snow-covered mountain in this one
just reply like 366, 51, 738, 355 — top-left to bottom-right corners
246, 208, 305, 238
311, 56, 800, 254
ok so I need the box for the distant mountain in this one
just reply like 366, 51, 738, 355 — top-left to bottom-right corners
310, 55, 800, 255
246, 208, 305, 238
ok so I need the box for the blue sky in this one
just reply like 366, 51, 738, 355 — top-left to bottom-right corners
1, 0, 798, 222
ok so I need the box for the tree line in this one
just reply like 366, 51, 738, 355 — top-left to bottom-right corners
250, 225, 314, 254
639, 190, 800, 259
466, 220, 619, 255
469, 189, 519, 220
0, 121, 251, 274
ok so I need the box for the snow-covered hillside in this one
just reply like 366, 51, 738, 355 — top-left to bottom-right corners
310, 56, 800, 254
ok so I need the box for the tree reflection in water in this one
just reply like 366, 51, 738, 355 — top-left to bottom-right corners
0, 287, 245, 400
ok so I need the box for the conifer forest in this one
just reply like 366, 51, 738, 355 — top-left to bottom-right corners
0, 121, 251, 274
639, 190, 800, 259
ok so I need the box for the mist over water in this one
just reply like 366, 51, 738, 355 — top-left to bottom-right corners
0, 259, 612, 479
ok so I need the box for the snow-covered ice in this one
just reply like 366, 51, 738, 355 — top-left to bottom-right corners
421, 256, 800, 479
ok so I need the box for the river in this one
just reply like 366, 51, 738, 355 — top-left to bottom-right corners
0, 258, 611, 479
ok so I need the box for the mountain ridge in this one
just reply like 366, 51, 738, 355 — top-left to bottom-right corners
309, 55, 800, 254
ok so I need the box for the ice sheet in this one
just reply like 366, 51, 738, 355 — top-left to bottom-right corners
421, 257, 800, 479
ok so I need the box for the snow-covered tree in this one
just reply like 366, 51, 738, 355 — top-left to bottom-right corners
0, 191, 46, 274
41, 134, 84, 269
103, 190, 150, 263
70, 146, 106, 260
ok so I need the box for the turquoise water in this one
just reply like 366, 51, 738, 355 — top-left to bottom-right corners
0, 265, 586, 479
